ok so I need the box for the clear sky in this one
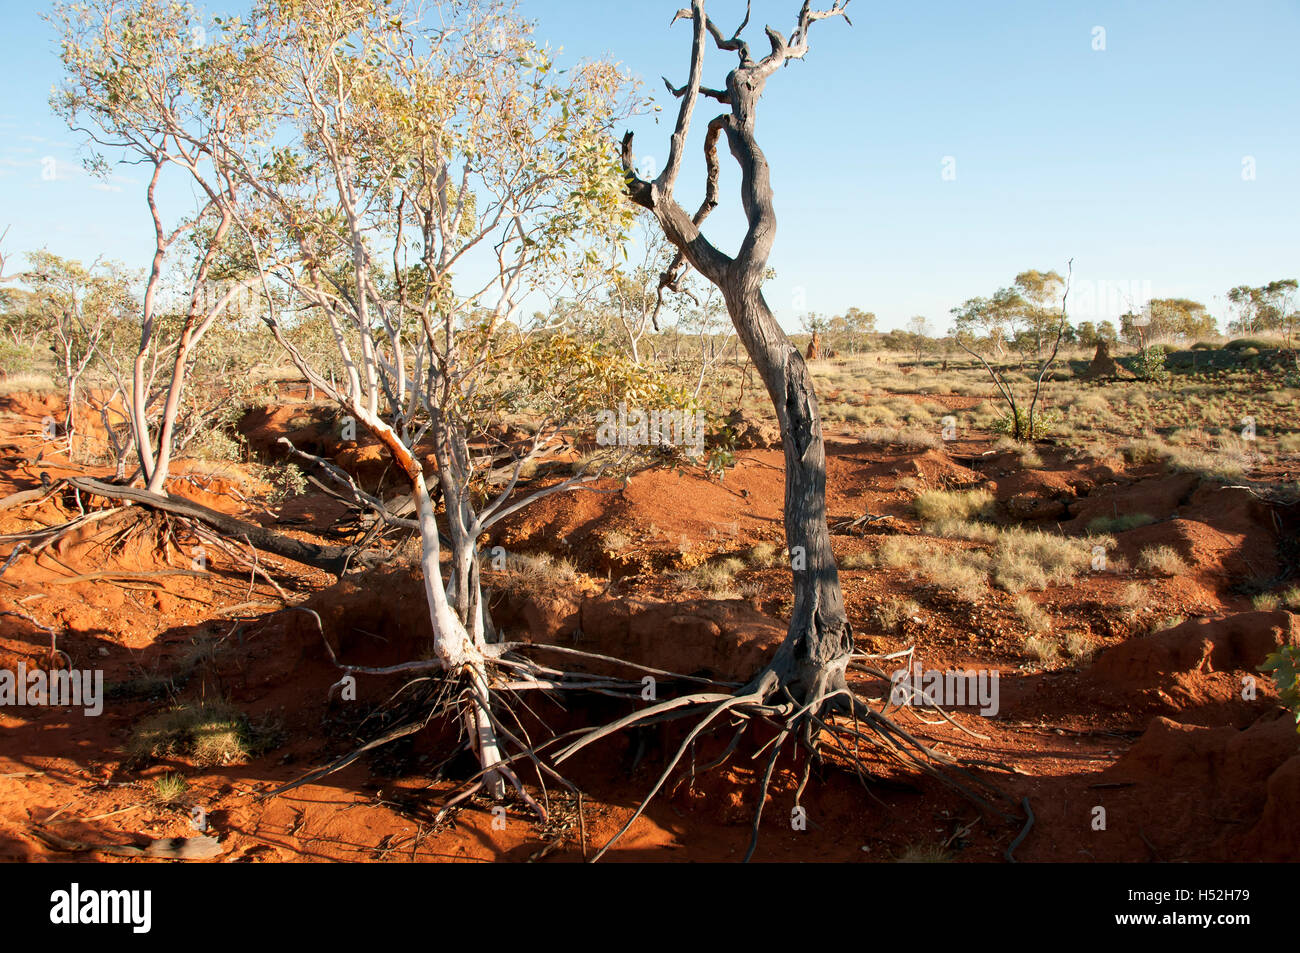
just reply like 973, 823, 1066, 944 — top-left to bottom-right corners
2, 0, 1298, 332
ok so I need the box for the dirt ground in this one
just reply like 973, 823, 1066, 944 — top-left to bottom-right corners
1, 385, 1297, 863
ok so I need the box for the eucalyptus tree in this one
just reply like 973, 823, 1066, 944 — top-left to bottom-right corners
223, 0, 686, 798
50, 0, 274, 490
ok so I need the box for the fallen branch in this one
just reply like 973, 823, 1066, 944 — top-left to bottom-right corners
28, 826, 226, 860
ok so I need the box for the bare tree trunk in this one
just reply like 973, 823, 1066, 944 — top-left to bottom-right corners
622, 0, 854, 700
723, 284, 852, 696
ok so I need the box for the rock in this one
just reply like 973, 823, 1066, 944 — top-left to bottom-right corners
719, 409, 781, 450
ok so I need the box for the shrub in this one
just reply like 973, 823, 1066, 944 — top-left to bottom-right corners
1258, 646, 1300, 733
992, 407, 1061, 440
1134, 346, 1171, 383
1225, 338, 1275, 351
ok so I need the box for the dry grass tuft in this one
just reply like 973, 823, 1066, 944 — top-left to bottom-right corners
128, 703, 277, 767
1138, 545, 1190, 577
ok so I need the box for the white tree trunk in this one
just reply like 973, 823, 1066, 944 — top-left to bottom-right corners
410, 468, 504, 796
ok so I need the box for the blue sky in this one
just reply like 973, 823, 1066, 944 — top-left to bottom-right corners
2, 0, 1298, 332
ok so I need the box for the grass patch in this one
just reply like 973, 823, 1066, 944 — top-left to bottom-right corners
1013, 595, 1051, 634
878, 536, 989, 602
497, 552, 580, 593
895, 843, 954, 863
840, 550, 875, 569
1252, 592, 1282, 611
913, 488, 994, 523
673, 557, 746, 597
1064, 631, 1095, 660
153, 773, 188, 805
1024, 635, 1061, 664
128, 703, 279, 767
1086, 513, 1156, 533
744, 542, 782, 568
1138, 545, 1190, 577
992, 528, 1109, 592
872, 596, 920, 632
860, 426, 943, 450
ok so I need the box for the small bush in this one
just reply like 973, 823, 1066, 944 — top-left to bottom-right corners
1258, 646, 1300, 733
992, 407, 1061, 440
1134, 346, 1171, 383
1225, 338, 1275, 351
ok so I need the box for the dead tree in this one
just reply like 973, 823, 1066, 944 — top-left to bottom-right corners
558, 0, 1027, 861
622, 0, 855, 703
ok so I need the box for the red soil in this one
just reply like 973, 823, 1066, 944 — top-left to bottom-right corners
0, 390, 1296, 863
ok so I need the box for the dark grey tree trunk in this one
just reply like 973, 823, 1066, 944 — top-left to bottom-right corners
726, 285, 853, 698
623, 0, 855, 701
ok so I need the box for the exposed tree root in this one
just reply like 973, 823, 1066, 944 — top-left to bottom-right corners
62, 476, 384, 575
264, 609, 1026, 862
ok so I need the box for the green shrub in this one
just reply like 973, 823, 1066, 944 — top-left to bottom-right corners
1134, 346, 1171, 383
1259, 646, 1300, 733
992, 407, 1061, 440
